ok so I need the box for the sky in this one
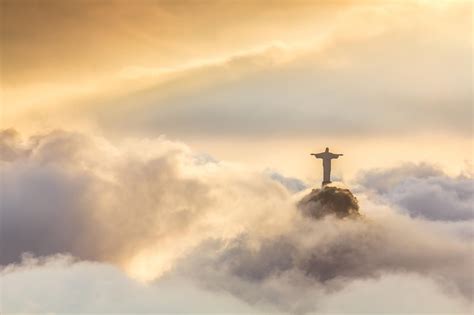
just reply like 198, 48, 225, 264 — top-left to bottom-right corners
0, 0, 473, 313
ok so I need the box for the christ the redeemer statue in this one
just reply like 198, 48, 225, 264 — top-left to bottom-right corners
311, 147, 343, 186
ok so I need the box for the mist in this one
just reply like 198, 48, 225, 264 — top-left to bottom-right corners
1, 129, 472, 312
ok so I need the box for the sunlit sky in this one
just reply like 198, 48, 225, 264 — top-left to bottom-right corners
1, 0, 472, 183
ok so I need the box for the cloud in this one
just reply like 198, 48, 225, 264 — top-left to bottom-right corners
177, 207, 473, 312
1, 129, 472, 313
1, 0, 349, 85
0, 254, 256, 313
4, 2, 470, 139
357, 163, 474, 221
0, 129, 31, 161
266, 169, 308, 193
0, 129, 295, 280
3, 254, 470, 314
90, 2, 472, 138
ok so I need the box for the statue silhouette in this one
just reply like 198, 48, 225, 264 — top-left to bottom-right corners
311, 147, 343, 186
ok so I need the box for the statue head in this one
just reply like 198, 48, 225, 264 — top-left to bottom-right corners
325, 147, 329, 152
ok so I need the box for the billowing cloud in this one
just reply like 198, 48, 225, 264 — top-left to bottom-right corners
266, 169, 308, 193
0, 254, 257, 313
176, 197, 472, 312
2, 254, 470, 314
357, 163, 474, 221
1, 129, 472, 313
0, 128, 295, 280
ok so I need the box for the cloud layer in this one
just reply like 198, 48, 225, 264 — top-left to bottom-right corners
1, 129, 472, 312
4, 1, 471, 141
357, 163, 474, 221
3, 254, 469, 314
0, 128, 295, 280
92, 2, 472, 138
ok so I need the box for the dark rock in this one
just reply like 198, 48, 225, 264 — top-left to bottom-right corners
297, 186, 360, 219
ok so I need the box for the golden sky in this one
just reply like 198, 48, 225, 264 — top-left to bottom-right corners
1, 0, 352, 84
1, 0, 472, 179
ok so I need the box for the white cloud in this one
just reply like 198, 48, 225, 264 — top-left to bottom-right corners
2, 254, 471, 314
0, 255, 256, 313
0, 129, 295, 281
357, 163, 474, 221
1, 129, 472, 313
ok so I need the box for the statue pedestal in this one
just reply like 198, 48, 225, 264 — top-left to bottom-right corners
322, 180, 332, 187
